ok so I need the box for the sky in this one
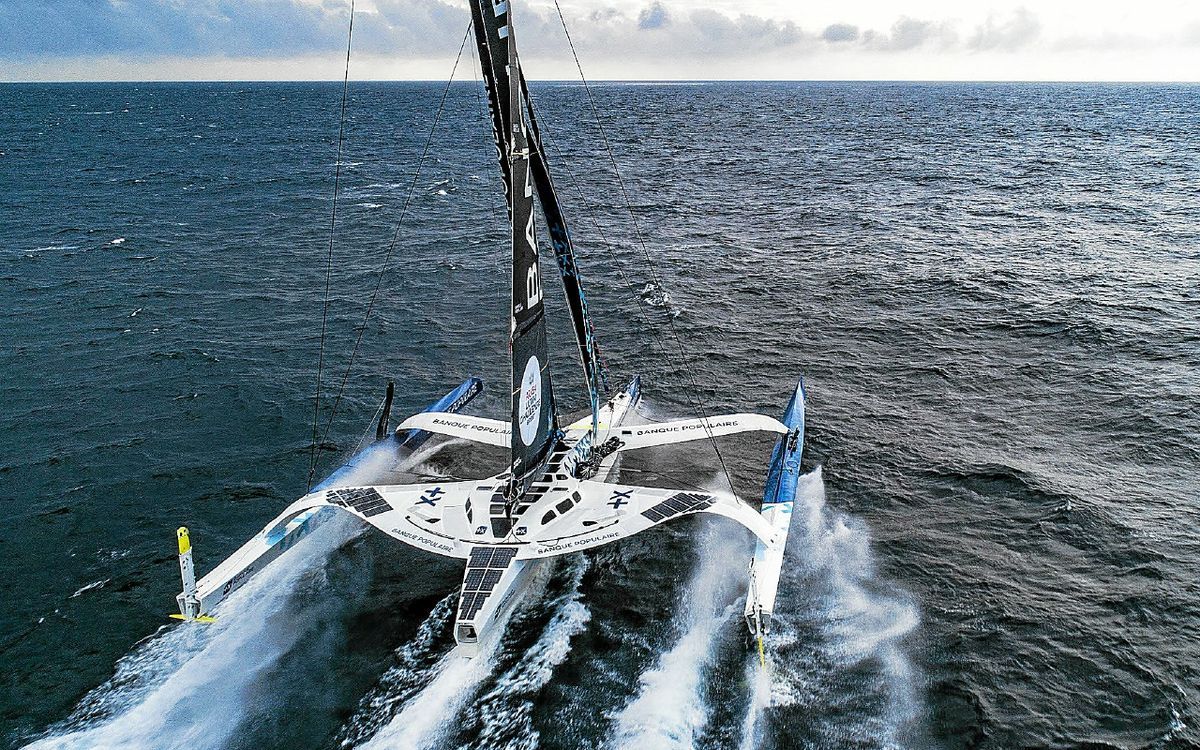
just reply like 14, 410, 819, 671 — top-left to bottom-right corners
1, 0, 1199, 81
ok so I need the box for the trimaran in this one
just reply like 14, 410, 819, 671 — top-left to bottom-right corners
169, 0, 806, 664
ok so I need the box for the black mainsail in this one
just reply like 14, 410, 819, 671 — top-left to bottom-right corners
469, 0, 557, 498
469, 0, 609, 496
520, 75, 609, 438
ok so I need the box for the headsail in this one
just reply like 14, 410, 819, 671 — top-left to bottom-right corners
469, 0, 558, 498
520, 75, 610, 438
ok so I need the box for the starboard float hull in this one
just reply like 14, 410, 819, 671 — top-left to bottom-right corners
745, 378, 806, 643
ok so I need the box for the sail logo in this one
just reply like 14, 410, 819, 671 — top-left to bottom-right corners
525, 213, 541, 309
518, 355, 542, 445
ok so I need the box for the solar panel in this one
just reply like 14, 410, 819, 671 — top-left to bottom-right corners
458, 546, 520, 622
641, 492, 713, 522
459, 592, 486, 621
491, 547, 517, 567
464, 569, 485, 590
326, 487, 390, 517
481, 569, 502, 591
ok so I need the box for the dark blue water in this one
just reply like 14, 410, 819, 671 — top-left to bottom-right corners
1, 81, 1198, 750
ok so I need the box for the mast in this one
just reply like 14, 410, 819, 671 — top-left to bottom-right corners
469, 0, 558, 499
468, 0, 609, 493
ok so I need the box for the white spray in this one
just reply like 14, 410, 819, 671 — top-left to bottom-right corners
754, 467, 924, 749
25, 438, 461, 750
24, 514, 358, 750
608, 500, 747, 750
451, 556, 593, 750
353, 556, 571, 750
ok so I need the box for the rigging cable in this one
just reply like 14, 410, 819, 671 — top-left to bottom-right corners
534, 110, 670, 364
466, 34, 507, 315
550, 1, 740, 495
312, 25, 474, 482
308, 0, 356, 489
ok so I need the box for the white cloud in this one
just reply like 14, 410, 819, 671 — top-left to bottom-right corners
969, 8, 1040, 51
1, 0, 1199, 80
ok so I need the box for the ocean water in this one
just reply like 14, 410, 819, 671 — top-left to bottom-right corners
1, 80, 1198, 750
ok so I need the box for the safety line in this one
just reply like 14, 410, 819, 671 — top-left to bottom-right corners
311, 25, 473, 484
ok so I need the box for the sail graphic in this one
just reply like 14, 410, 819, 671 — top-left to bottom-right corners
469, 0, 558, 498
521, 74, 610, 438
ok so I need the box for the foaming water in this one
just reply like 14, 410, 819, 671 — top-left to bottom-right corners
352, 560, 554, 750
738, 662, 774, 750
452, 556, 593, 750
608, 511, 747, 750
23, 515, 358, 750
356, 649, 497, 750
23, 440, 454, 750
766, 468, 924, 749
337, 592, 459, 747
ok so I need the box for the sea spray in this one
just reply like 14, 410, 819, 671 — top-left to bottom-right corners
451, 555, 592, 750
762, 467, 925, 749
337, 593, 459, 747
608, 513, 748, 750
738, 660, 775, 750
351, 560, 555, 750
356, 649, 499, 750
24, 437, 460, 750
24, 514, 359, 750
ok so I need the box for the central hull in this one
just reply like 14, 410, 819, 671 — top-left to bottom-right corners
450, 378, 642, 652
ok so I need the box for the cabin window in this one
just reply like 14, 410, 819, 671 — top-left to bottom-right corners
556, 498, 573, 514
541, 511, 557, 525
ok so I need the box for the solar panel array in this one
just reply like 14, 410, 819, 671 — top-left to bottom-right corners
641, 492, 714, 522
459, 547, 518, 622
326, 487, 390, 517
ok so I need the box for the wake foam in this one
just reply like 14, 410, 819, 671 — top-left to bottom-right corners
763, 467, 925, 749
337, 593, 459, 747
24, 515, 358, 750
608, 513, 746, 750
346, 556, 592, 750
608, 467, 924, 750
451, 555, 592, 750
25, 439, 457, 750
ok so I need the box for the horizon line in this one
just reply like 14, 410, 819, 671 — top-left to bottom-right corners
4, 78, 1200, 85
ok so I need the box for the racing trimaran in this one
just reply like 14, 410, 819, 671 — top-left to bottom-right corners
170, 0, 806, 662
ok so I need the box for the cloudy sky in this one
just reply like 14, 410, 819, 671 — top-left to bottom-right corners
2, 0, 1199, 81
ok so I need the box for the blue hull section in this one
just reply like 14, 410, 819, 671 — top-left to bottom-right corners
745, 377, 805, 641
315, 377, 484, 492
763, 378, 805, 506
